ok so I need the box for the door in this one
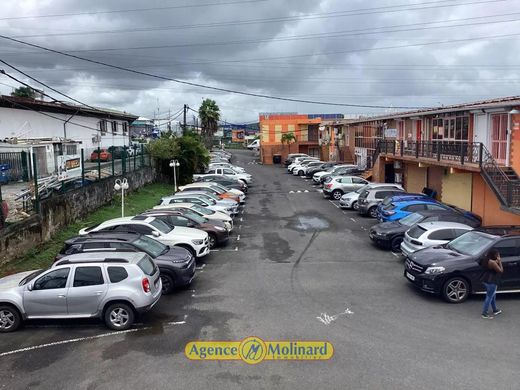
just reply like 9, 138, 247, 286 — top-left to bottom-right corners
473, 113, 488, 148
67, 266, 108, 316
490, 113, 508, 164
492, 238, 520, 289
23, 268, 70, 317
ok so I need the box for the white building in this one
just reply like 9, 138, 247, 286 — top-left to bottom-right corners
0, 95, 138, 154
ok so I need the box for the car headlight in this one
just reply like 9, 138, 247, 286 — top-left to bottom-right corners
424, 266, 445, 275
192, 239, 204, 245
341, 197, 351, 201
214, 226, 225, 231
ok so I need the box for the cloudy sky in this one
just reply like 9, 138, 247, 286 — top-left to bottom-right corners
1, 0, 519, 125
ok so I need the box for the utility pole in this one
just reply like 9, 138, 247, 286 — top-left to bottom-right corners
183, 104, 187, 136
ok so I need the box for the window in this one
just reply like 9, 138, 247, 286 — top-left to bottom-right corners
111, 121, 118, 134
137, 255, 157, 276
122, 122, 128, 135
492, 239, 520, 258
353, 178, 367, 184
223, 169, 235, 175
99, 120, 107, 136
405, 204, 427, 212
375, 190, 399, 199
63, 244, 82, 255
168, 216, 190, 227
428, 229, 456, 241
114, 224, 154, 235
207, 169, 216, 174
34, 268, 70, 290
73, 267, 104, 287
108, 267, 128, 283
408, 225, 427, 239
339, 178, 351, 184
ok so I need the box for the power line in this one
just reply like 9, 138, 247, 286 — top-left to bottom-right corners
0, 0, 269, 21
5, 0, 505, 39
0, 35, 430, 110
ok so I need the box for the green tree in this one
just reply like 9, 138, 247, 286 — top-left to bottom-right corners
198, 99, 220, 148
281, 132, 297, 154
147, 132, 209, 186
11, 86, 37, 99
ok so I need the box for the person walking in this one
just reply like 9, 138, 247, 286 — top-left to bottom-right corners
480, 249, 503, 319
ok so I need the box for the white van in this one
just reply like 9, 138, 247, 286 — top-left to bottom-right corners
247, 139, 260, 150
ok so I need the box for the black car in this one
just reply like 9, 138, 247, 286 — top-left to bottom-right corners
305, 162, 337, 178
194, 174, 247, 193
370, 210, 482, 252
319, 166, 363, 185
56, 232, 196, 294
403, 228, 520, 303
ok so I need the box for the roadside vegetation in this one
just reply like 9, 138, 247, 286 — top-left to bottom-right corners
0, 182, 173, 277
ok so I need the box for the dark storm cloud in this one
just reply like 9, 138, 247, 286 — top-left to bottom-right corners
1, 0, 519, 121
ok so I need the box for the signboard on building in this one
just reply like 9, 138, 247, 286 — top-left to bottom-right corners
57, 154, 82, 181
232, 129, 245, 143
384, 128, 398, 138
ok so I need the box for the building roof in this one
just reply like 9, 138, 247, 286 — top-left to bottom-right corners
346, 95, 520, 124
0, 95, 139, 121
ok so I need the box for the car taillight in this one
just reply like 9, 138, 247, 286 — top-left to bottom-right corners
411, 239, 423, 246
142, 278, 151, 293
383, 211, 395, 215
325, 183, 333, 189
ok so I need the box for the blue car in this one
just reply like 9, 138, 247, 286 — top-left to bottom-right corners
377, 194, 444, 222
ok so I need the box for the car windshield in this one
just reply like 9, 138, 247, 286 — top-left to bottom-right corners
400, 213, 424, 227
149, 218, 173, 234
446, 231, 495, 256
133, 236, 168, 257
19, 269, 46, 286
191, 204, 215, 215
183, 210, 206, 224
381, 197, 395, 207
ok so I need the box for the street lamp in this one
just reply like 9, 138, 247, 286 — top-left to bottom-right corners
169, 159, 180, 193
114, 178, 129, 217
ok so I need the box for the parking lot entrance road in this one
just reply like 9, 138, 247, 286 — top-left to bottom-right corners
1, 149, 519, 390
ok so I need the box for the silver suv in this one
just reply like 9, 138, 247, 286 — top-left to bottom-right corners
0, 252, 162, 332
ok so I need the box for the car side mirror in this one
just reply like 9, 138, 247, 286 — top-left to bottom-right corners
27, 283, 34, 291
152, 231, 160, 237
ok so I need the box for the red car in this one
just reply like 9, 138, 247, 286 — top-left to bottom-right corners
90, 148, 112, 162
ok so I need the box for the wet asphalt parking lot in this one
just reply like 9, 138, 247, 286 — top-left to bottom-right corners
1, 149, 519, 389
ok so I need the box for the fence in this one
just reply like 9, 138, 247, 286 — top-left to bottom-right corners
2, 144, 151, 221
0, 151, 30, 182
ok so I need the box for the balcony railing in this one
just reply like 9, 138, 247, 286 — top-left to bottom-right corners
372, 139, 520, 209
378, 140, 482, 166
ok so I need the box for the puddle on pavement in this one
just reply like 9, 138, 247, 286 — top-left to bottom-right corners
292, 215, 330, 231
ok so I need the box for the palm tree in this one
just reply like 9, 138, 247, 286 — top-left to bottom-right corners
198, 99, 220, 148
281, 132, 297, 156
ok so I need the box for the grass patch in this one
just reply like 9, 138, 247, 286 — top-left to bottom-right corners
0, 182, 173, 277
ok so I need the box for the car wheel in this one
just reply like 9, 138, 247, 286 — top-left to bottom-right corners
368, 206, 378, 218
238, 179, 247, 186
442, 277, 470, 303
298, 170, 304, 176
160, 274, 175, 295
331, 190, 343, 200
352, 201, 359, 211
390, 236, 403, 252
0, 305, 21, 333
208, 233, 217, 249
104, 302, 134, 330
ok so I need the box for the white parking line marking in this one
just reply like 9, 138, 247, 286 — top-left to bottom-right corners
289, 190, 295, 193
237, 235, 241, 241
350, 218, 356, 222
304, 190, 309, 193
297, 190, 302, 193
235, 246, 238, 251
195, 264, 206, 270
328, 200, 340, 209
391, 252, 402, 258
0, 328, 149, 357
238, 225, 242, 230
240, 217, 243, 222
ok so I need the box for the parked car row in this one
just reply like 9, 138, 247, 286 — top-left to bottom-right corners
284, 153, 520, 304
0, 150, 254, 333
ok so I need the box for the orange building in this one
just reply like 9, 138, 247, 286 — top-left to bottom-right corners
259, 113, 344, 164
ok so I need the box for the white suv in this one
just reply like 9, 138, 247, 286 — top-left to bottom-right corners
79, 216, 210, 258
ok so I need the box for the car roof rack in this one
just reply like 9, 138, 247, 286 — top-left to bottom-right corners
55, 258, 130, 266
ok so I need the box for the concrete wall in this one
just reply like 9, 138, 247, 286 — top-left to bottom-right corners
0, 167, 156, 264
